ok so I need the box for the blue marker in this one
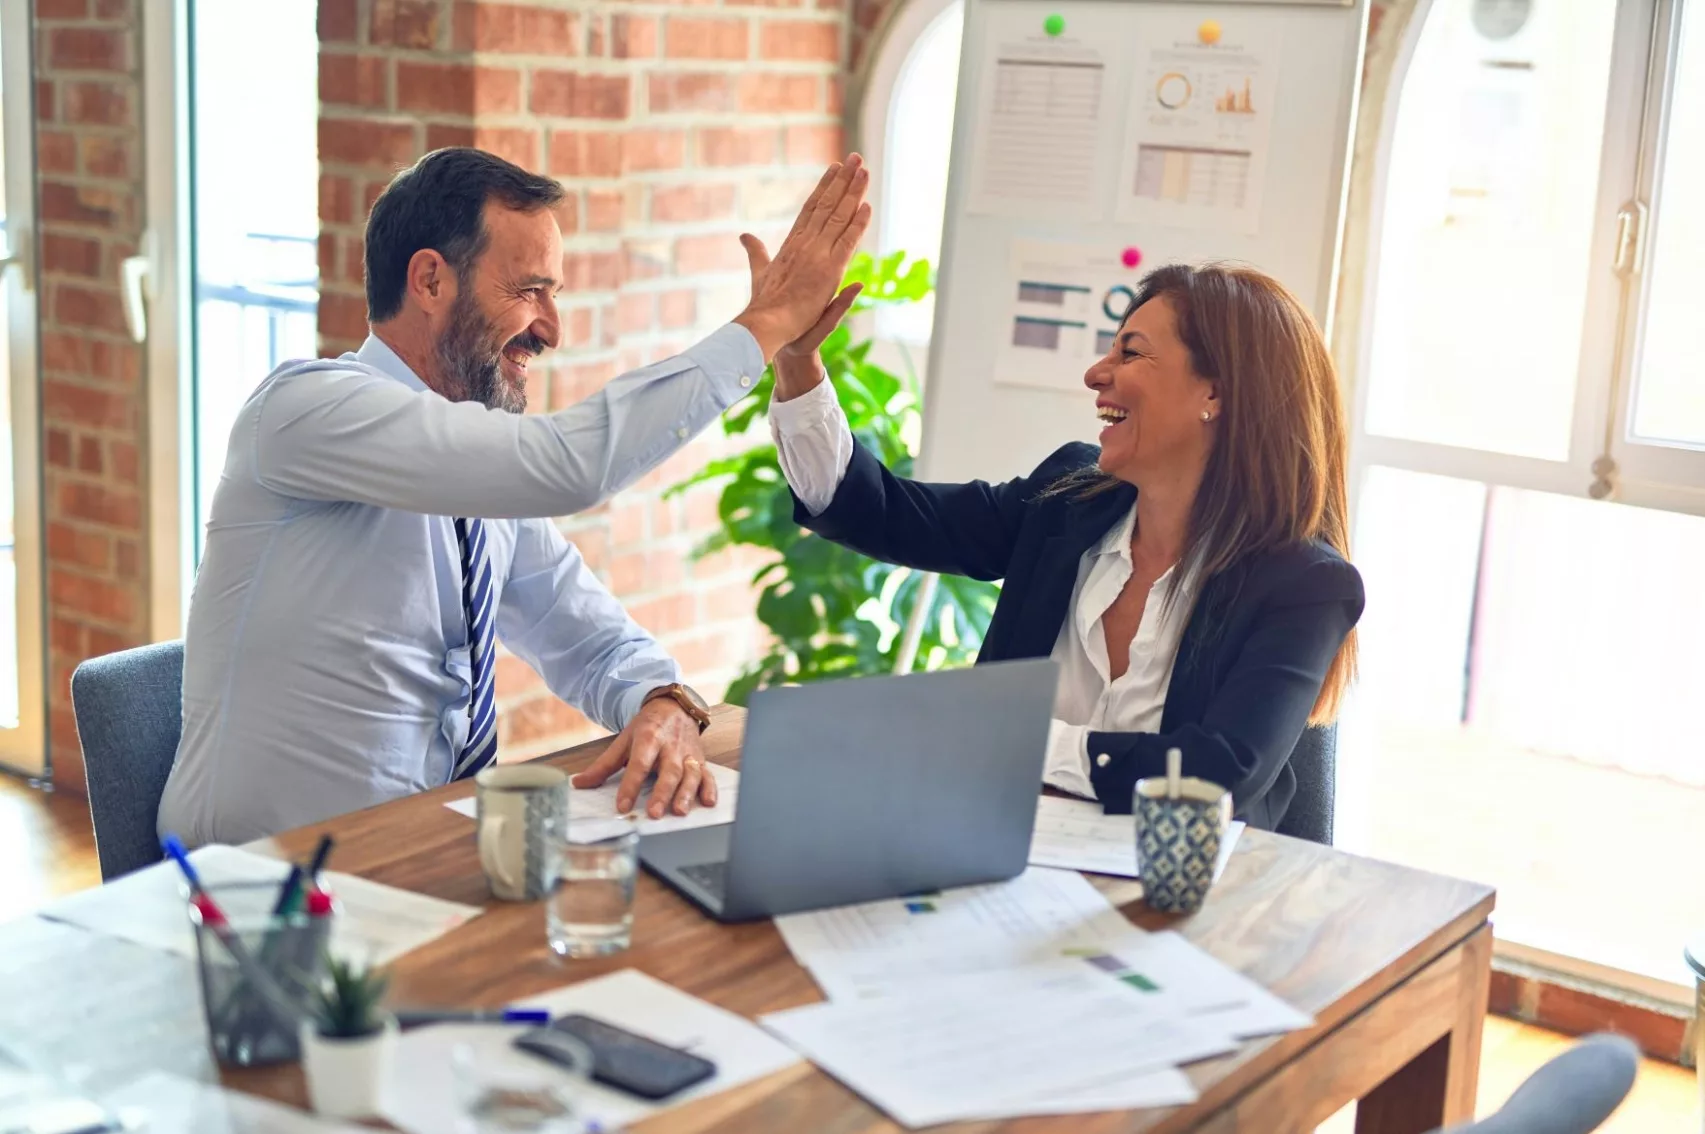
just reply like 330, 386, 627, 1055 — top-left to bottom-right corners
396, 1008, 551, 1028
161, 833, 204, 894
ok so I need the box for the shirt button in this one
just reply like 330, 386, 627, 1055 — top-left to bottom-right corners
739, 375, 753, 388
1095, 753, 1111, 768
676, 427, 689, 439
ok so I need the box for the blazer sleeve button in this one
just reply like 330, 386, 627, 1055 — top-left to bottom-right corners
1095, 753, 1111, 768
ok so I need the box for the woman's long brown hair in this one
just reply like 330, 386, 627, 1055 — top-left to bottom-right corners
1060, 262, 1357, 724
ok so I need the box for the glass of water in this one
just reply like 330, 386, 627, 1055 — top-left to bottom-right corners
547, 828, 638, 958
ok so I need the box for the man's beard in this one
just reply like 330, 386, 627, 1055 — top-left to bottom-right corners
434, 291, 541, 414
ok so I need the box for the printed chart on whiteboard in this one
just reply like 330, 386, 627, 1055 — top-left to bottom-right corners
966, 5, 1122, 220
995, 239, 1138, 392
1116, 12, 1284, 233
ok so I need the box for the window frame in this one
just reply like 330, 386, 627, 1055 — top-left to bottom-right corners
1605, 0, 1705, 512
0, 0, 46, 777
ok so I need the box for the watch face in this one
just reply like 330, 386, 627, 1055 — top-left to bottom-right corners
680, 684, 711, 712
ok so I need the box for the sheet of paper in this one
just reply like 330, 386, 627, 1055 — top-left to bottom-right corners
966, 3, 1122, 219
444, 767, 740, 843
774, 866, 1148, 1001
994, 239, 1137, 393
1094, 930, 1313, 1039
1029, 795, 1245, 881
39, 844, 479, 966
381, 969, 802, 1134
760, 972, 1232, 1128
1115, 10, 1284, 233
805, 928, 1308, 1047
103, 1070, 369, 1132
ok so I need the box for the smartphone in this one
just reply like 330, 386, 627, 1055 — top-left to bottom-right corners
514, 1014, 717, 1101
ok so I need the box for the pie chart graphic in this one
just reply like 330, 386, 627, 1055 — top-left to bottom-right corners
1156, 72, 1192, 110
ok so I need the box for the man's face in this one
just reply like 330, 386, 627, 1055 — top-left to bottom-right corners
433, 203, 564, 413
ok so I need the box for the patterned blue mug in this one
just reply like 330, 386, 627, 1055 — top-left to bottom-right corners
1133, 775, 1233, 914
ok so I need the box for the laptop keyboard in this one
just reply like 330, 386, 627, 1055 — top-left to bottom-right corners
679, 860, 729, 899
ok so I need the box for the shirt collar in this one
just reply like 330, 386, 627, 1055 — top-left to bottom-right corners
355, 334, 429, 393
1090, 502, 1185, 591
1093, 503, 1137, 564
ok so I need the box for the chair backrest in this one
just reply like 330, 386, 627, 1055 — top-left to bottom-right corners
1430, 1032, 1639, 1134
70, 640, 185, 881
1274, 724, 1335, 845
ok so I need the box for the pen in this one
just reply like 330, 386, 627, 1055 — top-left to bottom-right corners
395, 1008, 551, 1028
270, 864, 304, 917
161, 834, 204, 894
305, 834, 335, 885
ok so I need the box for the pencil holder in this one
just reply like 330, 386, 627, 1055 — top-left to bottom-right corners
189, 881, 332, 1068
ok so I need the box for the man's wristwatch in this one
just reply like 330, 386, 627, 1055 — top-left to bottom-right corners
642, 682, 712, 733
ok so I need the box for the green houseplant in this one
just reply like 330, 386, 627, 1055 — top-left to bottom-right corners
299, 956, 397, 1119
669, 252, 1000, 703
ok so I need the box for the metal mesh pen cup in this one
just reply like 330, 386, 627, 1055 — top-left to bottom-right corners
1133, 776, 1233, 914
189, 881, 332, 1068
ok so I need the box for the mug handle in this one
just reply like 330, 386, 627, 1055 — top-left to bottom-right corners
477, 814, 517, 892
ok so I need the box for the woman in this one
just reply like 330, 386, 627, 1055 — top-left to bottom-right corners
766, 261, 1363, 832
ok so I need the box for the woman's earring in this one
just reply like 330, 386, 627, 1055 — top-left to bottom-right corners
1200, 410, 1213, 422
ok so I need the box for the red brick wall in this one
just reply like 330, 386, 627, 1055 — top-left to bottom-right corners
318, 0, 846, 757
33, 0, 149, 793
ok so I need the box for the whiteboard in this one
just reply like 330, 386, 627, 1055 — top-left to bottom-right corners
918, 0, 1368, 483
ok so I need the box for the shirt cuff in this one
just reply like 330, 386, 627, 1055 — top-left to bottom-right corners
613, 667, 686, 731
1041, 720, 1096, 799
768, 371, 840, 425
682, 323, 767, 411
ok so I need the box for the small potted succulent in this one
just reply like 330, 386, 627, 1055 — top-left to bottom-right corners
299, 955, 396, 1119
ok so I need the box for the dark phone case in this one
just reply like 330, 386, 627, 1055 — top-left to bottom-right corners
515, 1013, 717, 1100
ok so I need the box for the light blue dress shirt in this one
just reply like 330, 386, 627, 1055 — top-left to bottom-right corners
157, 324, 765, 846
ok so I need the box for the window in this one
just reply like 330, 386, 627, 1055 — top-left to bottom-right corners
1345, 0, 1705, 991
187, 2, 319, 561
857, 0, 964, 347
140, 0, 319, 630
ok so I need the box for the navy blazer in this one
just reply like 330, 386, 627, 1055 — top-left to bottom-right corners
794, 441, 1366, 832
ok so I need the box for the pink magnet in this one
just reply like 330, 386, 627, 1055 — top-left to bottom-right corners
1121, 246, 1142, 269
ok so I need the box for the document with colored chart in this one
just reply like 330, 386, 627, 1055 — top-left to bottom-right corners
773, 866, 1149, 1002
1115, 9, 1284, 233
993, 238, 1136, 394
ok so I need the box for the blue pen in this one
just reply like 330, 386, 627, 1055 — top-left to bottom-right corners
395, 1008, 551, 1028
161, 834, 204, 894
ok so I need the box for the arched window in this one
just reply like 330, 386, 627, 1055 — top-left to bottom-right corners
856, 0, 963, 346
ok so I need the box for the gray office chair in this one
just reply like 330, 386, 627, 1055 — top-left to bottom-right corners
1430, 1033, 1639, 1134
1275, 725, 1335, 845
70, 639, 185, 881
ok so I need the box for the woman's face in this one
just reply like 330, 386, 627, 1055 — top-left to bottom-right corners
1084, 296, 1218, 485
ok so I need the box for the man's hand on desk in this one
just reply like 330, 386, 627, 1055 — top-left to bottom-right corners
733, 154, 870, 364
570, 696, 718, 819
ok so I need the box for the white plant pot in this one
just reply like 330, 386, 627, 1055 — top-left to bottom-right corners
299, 1014, 397, 1119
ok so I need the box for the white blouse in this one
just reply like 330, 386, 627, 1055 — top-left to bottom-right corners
770, 380, 1192, 800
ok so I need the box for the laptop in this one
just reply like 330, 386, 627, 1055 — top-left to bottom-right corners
639, 658, 1059, 922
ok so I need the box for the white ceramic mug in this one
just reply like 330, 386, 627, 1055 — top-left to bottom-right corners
474, 765, 568, 901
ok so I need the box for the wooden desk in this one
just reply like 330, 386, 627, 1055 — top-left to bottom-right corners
6, 706, 1495, 1133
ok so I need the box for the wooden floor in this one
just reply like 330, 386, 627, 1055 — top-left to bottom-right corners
2, 773, 1697, 1129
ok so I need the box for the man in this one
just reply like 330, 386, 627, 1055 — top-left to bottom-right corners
158, 147, 870, 846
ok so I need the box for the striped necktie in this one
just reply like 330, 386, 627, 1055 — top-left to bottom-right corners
451, 517, 498, 781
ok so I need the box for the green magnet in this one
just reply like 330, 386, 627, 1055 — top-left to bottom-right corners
1043, 13, 1065, 35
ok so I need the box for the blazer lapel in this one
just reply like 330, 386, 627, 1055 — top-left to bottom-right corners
1002, 485, 1136, 658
